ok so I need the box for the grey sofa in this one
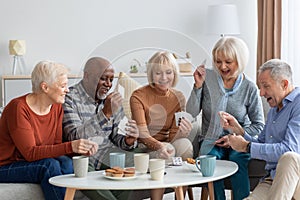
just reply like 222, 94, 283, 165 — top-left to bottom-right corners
0, 183, 90, 200
0, 183, 44, 200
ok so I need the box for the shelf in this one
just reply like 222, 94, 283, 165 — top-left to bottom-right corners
126, 72, 193, 77
1, 72, 193, 80
1, 74, 82, 80
0, 72, 193, 107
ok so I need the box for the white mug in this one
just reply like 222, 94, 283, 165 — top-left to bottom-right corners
72, 156, 89, 177
149, 159, 165, 180
134, 153, 149, 173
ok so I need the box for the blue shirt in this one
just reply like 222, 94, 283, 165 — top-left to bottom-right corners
245, 87, 300, 178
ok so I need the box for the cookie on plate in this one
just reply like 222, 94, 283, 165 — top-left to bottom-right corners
124, 168, 135, 177
105, 168, 116, 177
112, 170, 124, 177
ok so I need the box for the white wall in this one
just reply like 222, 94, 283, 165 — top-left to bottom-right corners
0, 0, 257, 81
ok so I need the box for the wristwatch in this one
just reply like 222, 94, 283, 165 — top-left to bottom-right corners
246, 142, 251, 153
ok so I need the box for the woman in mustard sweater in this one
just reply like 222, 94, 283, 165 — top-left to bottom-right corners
130, 51, 193, 161
130, 51, 193, 199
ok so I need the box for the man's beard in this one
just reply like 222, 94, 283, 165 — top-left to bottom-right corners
95, 84, 107, 101
97, 93, 107, 100
96, 89, 107, 100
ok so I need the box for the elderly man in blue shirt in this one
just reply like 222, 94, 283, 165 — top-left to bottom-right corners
217, 59, 300, 199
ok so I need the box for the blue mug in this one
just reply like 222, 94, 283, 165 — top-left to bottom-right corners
109, 152, 125, 168
195, 155, 216, 177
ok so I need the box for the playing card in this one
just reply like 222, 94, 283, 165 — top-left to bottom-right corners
175, 111, 194, 126
181, 111, 194, 122
117, 116, 128, 135
175, 112, 183, 126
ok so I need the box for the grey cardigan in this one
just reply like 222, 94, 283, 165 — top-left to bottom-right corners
186, 69, 265, 141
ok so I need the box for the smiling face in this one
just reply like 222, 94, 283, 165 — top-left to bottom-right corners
152, 63, 174, 91
46, 74, 69, 104
258, 69, 287, 109
215, 52, 239, 83
82, 57, 115, 100
96, 66, 114, 99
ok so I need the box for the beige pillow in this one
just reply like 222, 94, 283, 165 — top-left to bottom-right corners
115, 72, 141, 119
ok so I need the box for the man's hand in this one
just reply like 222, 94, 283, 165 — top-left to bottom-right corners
102, 92, 123, 118
228, 134, 249, 152
125, 119, 139, 146
219, 111, 245, 136
215, 135, 230, 148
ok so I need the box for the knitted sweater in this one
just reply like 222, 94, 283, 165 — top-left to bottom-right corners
187, 69, 264, 141
130, 85, 186, 150
0, 95, 72, 166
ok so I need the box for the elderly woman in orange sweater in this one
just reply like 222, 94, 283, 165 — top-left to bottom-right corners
0, 61, 98, 200
130, 51, 193, 161
130, 51, 193, 199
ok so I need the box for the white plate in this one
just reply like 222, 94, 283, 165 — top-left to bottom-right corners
102, 171, 138, 180
183, 161, 199, 172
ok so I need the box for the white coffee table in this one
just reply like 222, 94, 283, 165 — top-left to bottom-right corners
49, 160, 238, 200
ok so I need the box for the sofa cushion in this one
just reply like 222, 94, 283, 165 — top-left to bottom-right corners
0, 183, 90, 200
0, 183, 44, 200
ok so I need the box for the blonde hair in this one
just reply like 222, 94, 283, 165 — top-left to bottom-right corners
146, 51, 179, 87
212, 36, 249, 74
31, 60, 69, 93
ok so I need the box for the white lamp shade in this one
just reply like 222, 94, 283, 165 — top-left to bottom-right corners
206, 4, 240, 36
9, 40, 26, 55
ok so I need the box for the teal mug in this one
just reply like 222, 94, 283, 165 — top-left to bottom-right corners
195, 155, 216, 177
109, 152, 125, 168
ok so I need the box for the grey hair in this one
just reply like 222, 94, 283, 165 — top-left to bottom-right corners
146, 51, 179, 87
259, 59, 293, 84
212, 36, 249, 74
31, 60, 69, 93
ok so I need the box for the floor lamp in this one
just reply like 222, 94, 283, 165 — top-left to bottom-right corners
9, 40, 26, 75
206, 4, 240, 37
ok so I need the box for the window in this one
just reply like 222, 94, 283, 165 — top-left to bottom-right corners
281, 0, 300, 86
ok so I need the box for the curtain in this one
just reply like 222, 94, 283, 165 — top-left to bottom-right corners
257, 0, 282, 74
281, 0, 300, 86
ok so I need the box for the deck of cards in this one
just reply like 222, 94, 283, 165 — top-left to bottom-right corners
172, 157, 183, 166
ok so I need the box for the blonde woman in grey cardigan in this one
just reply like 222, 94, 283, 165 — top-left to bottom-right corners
186, 36, 264, 200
